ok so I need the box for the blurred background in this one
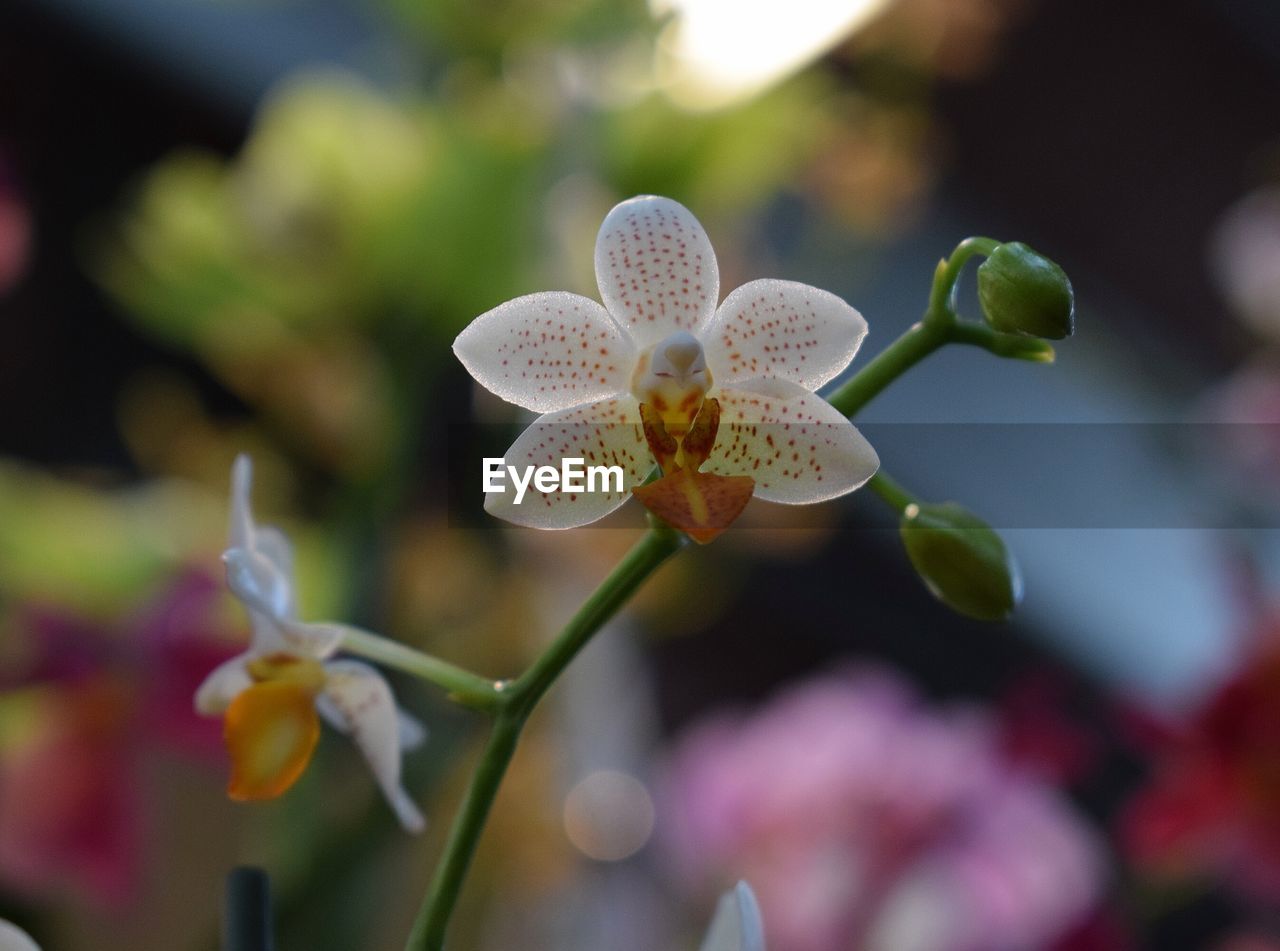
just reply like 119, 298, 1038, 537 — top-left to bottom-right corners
3, 0, 1280, 948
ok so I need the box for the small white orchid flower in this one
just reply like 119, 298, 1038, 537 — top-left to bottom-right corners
0, 919, 41, 951
194, 455, 426, 833
700, 881, 766, 951
454, 195, 878, 537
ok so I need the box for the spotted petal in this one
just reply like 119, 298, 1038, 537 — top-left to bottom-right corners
454, 292, 638, 413
707, 378, 879, 503
702, 280, 868, 390
700, 881, 766, 951
594, 196, 719, 348
320, 660, 425, 833
194, 654, 252, 715
484, 396, 650, 529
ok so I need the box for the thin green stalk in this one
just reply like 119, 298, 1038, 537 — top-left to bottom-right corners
825, 319, 949, 417
926, 236, 1000, 323
337, 625, 503, 713
949, 320, 1056, 362
406, 712, 522, 951
505, 524, 683, 717
866, 471, 917, 515
406, 525, 683, 950
826, 236, 1051, 418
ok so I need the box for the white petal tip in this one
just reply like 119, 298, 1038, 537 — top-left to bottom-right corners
232, 453, 252, 490
700, 880, 766, 951
392, 792, 427, 834
0, 919, 42, 951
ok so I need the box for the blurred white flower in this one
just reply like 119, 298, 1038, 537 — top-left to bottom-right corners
1212, 185, 1280, 342
194, 455, 425, 832
652, 0, 894, 110
0, 919, 40, 951
700, 881, 766, 951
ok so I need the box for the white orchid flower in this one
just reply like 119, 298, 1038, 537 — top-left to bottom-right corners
194, 455, 426, 833
700, 881, 766, 951
454, 195, 878, 539
0, 919, 41, 951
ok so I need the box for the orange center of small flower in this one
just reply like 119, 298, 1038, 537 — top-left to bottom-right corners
224, 653, 326, 802
633, 396, 755, 544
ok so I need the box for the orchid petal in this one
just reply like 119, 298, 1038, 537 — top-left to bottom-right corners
453, 292, 638, 413
484, 396, 651, 529
253, 526, 295, 610
708, 379, 879, 503
320, 660, 425, 833
702, 280, 868, 390
595, 196, 719, 347
223, 547, 293, 623
0, 918, 42, 951
397, 710, 428, 751
700, 881, 766, 951
224, 681, 321, 801
194, 654, 252, 715
279, 619, 344, 660
317, 691, 429, 751
229, 454, 255, 550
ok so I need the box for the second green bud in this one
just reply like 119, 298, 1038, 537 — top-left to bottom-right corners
899, 501, 1022, 621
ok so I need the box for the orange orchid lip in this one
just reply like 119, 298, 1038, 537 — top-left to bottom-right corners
224, 680, 322, 802
633, 397, 755, 543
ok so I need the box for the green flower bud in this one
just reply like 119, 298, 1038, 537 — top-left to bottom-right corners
899, 502, 1022, 621
977, 242, 1074, 339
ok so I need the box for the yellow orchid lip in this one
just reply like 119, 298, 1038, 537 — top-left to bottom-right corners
221, 654, 329, 801
224, 679, 322, 802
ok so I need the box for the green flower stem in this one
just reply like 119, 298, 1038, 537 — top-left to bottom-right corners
337, 626, 504, 714
407, 710, 522, 951
867, 471, 918, 515
403, 234, 1045, 950
825, 318, 950, 417
927, 236, 1000, 324
406, 524, 683, 950
825, 236, 1051, 418
949, 320, 1057, 362
504, 523, 683, 718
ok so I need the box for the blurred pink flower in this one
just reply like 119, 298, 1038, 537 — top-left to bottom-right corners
1212, 186, 1280, 343
0, 568, 239, 906
1119, 619, 1280, 902
662, 667, 1105, 951
998, 670, 1100, 786
1199, 360, 1280, 508
0, 158, 31, 295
